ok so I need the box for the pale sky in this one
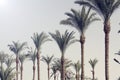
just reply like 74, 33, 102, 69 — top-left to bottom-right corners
0, 0, 120, 80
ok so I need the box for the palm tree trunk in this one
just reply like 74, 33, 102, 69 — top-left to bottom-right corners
92, 70, 95, 80
33, 65, 36, 80
48, 65, 50, 80
61, 54, 65, 80
54, 74, 56, 80
80, 34, 85, 80
16, 55, 19, 80
20, 64, 23, 80
37, 51, 40, 80
104, 19, 110, 80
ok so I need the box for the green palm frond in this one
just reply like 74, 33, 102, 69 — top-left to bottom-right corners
19, 53, 27, 65
89, 58, 98, 69
0, 51, 9, 65
60, 7, 99, 34
73, 60, 81, 73
52, 58, 72, 71
8, 41, 27, 55
49, 30, 76, 54
5, 55, 15, 67
28, 48, 37, 65
41, 55, 54, 65
31, 32, 51, 50
75, 0, 120, 20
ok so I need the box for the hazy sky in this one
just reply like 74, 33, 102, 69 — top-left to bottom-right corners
0, 0, 120, 80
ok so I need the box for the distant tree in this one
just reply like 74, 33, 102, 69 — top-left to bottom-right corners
19, 54, 28, 80
31, 32, 51, 80
89, 59, 98, 80
73, 61, 81, 80
42, 55, 54, 80
8, 41, 27, 80
28, 48, 37, 80
50, 30, 76, 80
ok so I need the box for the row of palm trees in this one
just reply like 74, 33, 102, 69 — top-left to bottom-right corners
0, 0, 120, 80
60, 0, 120, 80
0, 48, 98, 80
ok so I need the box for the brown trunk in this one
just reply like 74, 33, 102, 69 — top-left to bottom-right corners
92, 70, 95, 80
54, 74, 56, 80
37, 51, 40, 80
16, 56, 19, 80
80, 34, 85, 80
20, 64, 23, 80
33, 65, 36, 80
61, 54, 65, 80
104, 20, 110, 80
76, 72, 79, 80
48, 65, 50, 80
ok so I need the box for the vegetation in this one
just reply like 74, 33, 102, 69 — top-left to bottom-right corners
0, 0, 120, 80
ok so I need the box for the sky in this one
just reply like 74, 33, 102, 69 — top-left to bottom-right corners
0, 0, 120, 80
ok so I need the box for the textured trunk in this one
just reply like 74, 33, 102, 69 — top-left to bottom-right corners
80, 34, 85, 80
20, 64, 23, 80
92, 70, 95, 80
54, 74, 56, 80
16, 55, 19, 80
33, 65, 36, 80
104, 20, 110, 80
48, 65, 50, 80
37, 51, 40, 80
76, 72, 79, 80
61, 54, 65, 80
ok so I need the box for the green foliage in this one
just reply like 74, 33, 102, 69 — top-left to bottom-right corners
41, 55, 54, 65
31, 32, 51, 51
49, 30, 77, 54
60, 7, 100, 34
89, 58, 98, 69
75, 0, 120, 21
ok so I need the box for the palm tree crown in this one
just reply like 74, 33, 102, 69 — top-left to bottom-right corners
60, 7, 100, 34
49, 30, 76, 54
75, 0, 120, 21
89, 59, 98, 70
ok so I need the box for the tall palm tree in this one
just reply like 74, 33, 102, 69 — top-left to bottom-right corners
89, 59, 98, 80
60, 7, 99, 80
8, 41, 27, 80
73, 61, 81, 80
28, 48, 37, 80
31, 32, 51, 80
75, 0, 120, 80
49, 30, 76, 80
42, 55, 54, 80
19, 54, 27, 80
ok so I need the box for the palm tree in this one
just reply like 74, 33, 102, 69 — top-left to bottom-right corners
41, 55, 54, 80
31, 32, 51, 80
49, 30, 76, 80
89, 59, 98, 80
50, 65, 58, 80
19, 54, 27, 80
60, 7, 99, 80
8, 41, 27, 80
73, 61, 81, 80
28, 48, 37, 80
75, 0, 120, 80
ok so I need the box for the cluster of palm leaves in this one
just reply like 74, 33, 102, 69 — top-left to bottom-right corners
0, 0, 120, 80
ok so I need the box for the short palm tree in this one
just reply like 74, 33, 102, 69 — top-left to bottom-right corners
8, 41, 27, 80
50, 65, 58, 80
49, 30, 76, 80
60, 7, 99, 80
89, 59, 98, 80
31, 32, 51, 80
19, 54, 27, 80
73, 61, 81, 80
28, 48, 37, 80
52, 58, 73, 80
75, 0, 120, 80
42, 55, 54, 80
